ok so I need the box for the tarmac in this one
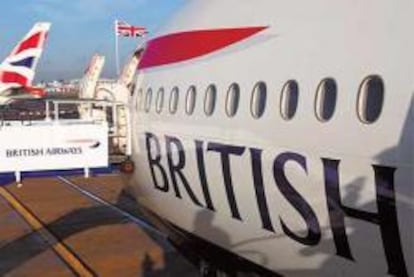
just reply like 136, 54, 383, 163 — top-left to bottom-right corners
0, 172, 200, 276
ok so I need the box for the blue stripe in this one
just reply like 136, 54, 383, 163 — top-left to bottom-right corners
10, 57, 35, 68
0, 166, 118, 186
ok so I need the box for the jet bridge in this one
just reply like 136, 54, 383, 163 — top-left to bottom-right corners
0, 99, 132, 185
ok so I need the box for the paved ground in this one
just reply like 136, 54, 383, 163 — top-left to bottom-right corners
0, 174, 199, 277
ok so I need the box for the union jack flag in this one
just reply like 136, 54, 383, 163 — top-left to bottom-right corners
115, 20, 147, 37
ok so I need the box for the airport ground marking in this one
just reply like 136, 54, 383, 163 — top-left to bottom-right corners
0, 186, 95, 277
57, 176, 167, 239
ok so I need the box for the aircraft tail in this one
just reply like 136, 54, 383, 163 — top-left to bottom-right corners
118, 49, 142, 88
0, 22, 51, 94
79, 54, 105, 99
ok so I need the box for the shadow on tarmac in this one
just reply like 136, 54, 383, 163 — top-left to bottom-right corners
0, 188, 199, 276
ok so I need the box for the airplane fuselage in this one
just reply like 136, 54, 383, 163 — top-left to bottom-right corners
126, 1, 414, 276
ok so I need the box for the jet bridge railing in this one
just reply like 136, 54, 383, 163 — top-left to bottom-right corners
49, 99, 132, 160
0, 99, 132, 185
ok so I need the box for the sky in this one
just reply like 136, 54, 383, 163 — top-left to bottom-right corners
0, 0, 186, 82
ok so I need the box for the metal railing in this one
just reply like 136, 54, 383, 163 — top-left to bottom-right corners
0, 99, 132, 162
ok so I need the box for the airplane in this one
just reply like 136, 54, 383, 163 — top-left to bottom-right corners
0, 22, 51, 105
93, 49, 142, 103
84, 51, 141, 159
78, 54, 106, 100
121, 1, 413, 276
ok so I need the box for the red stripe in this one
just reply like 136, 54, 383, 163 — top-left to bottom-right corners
1, 71, 28, 86
15, 32, 42, 54
138, 26, 267, 70
24, 86, 46, 97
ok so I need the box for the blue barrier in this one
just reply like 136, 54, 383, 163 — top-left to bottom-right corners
0, 166, 118, 186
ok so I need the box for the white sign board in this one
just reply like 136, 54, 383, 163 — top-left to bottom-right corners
0, 122, 108, 172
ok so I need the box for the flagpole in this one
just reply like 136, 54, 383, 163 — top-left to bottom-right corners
114, 19, 120, 76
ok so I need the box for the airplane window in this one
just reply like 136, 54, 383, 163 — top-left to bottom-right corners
155, 87, 164, 114
169, 86, 179, 114
251, 81, 267, 118
135, 88, 142, 111
315, 78, 337, 122
226, 83, 240, 117
144, 88, 152, 112
280, 80, 299, 120
357, 75, 384, 124
204, 84, 217, 116
186, 85, 197, 115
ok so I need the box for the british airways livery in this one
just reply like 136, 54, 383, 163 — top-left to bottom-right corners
0, 22, 51, 103
124, 1, 413, 276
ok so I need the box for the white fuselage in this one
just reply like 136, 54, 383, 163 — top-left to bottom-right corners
126, 1, 414, 276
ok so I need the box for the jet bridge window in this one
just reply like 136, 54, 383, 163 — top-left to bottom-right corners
357, 75, 384, 124
315, 78, 337, 122
251, 81, 267, 119
155, 87, 165, 114
226, 83, 240, 117
186, 85, 197, 115
169, 86, 179, 114
204, 84, 217, 116
144, 88, 153, 112
280, 80, 299, 120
